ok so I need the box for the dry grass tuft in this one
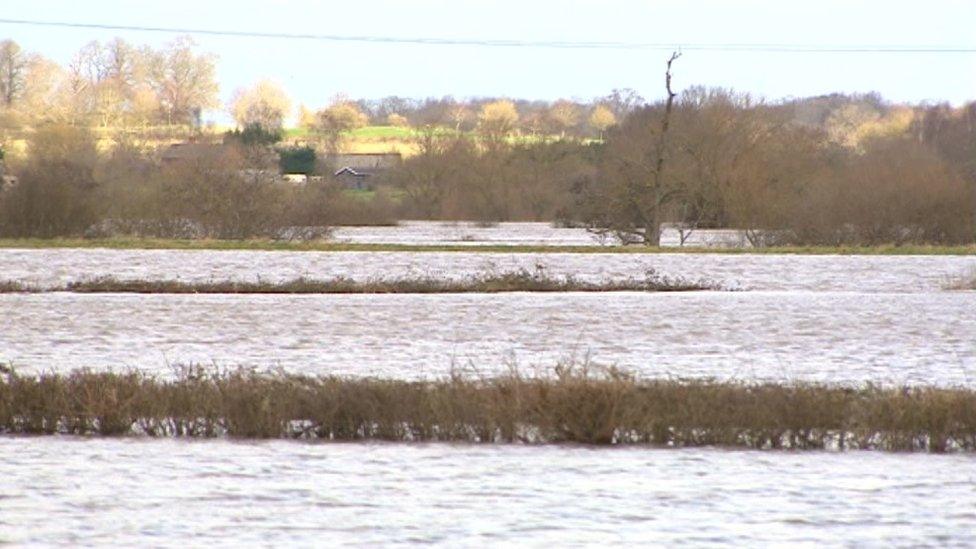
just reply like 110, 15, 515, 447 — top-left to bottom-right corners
0, 281, 30, 293
1, 366, 975, 452
945, 269, 976, 290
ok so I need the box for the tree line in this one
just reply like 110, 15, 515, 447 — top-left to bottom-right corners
388, 87, 975, 246
0, 36, 627, 140
0, 36, 973, 245
0, 37, 218, 130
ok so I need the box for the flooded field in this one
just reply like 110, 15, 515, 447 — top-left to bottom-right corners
2, 438, 975, 546
330, 221, 764, 248
1, 248, 974, 383
331, 221, 607, 246
2, 290, 974, 385
2, 244, 975, 544
2, 248, 974, 292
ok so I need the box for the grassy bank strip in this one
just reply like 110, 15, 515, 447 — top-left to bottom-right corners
1, 367, 974, 451
0, 272, 712, 294
1, 238, 974, 255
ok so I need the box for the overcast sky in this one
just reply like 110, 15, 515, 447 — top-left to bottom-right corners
2, 0, 974, 123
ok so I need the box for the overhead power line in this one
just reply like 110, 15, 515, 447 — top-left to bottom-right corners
0, 18, 975, 53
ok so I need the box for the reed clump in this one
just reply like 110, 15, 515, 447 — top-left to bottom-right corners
0, 281, 29, 293
0, 269, 714, 294
945, 269, 976, 290
1, 365, 975, 452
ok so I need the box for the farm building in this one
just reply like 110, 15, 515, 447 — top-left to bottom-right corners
328, 153, 401, 189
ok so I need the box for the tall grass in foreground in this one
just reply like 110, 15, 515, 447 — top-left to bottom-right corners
1, 366, 975, 452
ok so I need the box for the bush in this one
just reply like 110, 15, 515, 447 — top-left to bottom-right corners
224, 123, 282, 146
278, 145, 316, 175
158, 145, 283, 239
0, 125, 99, 238
786, 139, 975, 245
3, 366, 976, 451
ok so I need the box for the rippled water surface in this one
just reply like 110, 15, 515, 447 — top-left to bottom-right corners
330, 220, 607, 246
3, 243, 975, 545
333, 221, 777, 248
3, 291, 974, 385
2, 248, 974, 292
2, 438, 975, 546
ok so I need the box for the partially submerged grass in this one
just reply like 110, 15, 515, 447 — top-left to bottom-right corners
945, 269, 976, 290
0, 237, 974, 255
0, 281, 29, 293
0, 269, 714, 294
1, 365, 974, 452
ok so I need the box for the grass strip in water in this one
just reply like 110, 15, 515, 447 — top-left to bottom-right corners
0, 281, 29, 293
1, 271, 714, 294
1, 366, 974, 452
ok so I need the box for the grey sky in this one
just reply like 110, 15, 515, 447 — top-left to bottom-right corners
3, 0, 974, 124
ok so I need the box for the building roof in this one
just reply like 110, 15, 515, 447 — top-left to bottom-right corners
334, 166, 373, 177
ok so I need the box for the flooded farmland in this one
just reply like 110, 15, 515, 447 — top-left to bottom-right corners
2, 242, 975, 545
3, 438, 976, 546
3, 291, 975, 386
2, 247, 974, 292
1, 247, 974, 384
327, 221, 755, 247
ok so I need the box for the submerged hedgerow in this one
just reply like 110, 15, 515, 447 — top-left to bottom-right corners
1, 365, 974, 452
0, 268, 716, 294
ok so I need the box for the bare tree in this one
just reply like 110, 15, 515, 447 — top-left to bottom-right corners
229, 80, 292, 132
0, 40, 27, 108
477, 99, 518, 144
392, 126, 463, 218
20, 56, 72, 124
314, 99, 368, 152
149, 37, 219, 126
546, 99, 580, 138
588, 104, 616, 140
587, 52, 681, 245
601, 88, 645, 119
449, 102, 471, 133
64, 39, 160, 127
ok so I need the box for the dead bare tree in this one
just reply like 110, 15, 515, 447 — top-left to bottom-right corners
640, 51, 682, 245
585, 52, 682, 245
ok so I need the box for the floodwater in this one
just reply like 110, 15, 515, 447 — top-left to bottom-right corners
3, 291, 975, 386
330, 221, 761, 247
2, 438, 975, 546
330, 220, 608, 246
2, 248, 974, 292
2, 240, 975, 544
